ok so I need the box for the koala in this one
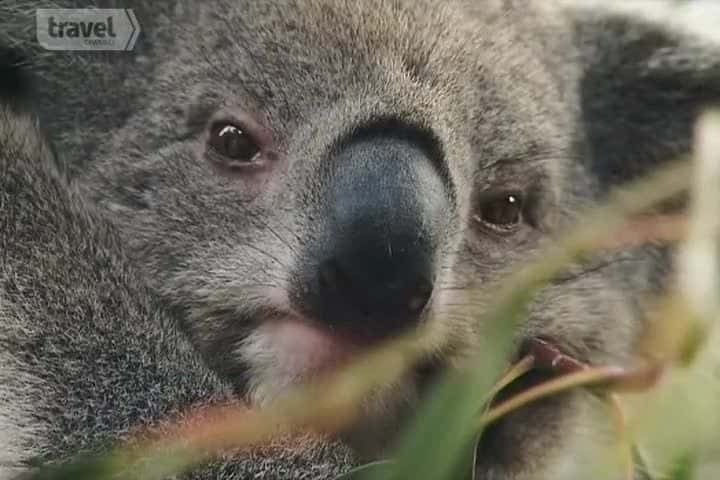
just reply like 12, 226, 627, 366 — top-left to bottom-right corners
0, 82, 354, 477
2, 0, 719, 479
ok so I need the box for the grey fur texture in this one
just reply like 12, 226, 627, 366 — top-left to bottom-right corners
1, 0, 719, 479
0, 106, 354, 478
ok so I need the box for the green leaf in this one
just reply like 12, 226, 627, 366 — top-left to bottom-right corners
373, 289, 534, 480
668, 454, 696, 480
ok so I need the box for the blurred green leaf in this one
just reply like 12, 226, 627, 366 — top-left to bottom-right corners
669, 454, 696, 480
372, 289, 535, 480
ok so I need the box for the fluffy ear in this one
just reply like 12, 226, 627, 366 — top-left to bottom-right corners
568, 0, 720, 193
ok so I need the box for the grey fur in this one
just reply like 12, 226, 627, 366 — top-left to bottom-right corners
0, 106, 354, 478
1, 0, 719, 479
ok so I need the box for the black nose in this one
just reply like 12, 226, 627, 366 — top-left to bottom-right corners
294, 128, 450, 340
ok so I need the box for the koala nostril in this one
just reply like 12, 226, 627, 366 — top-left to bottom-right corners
315, 249, 435, 336
318, 260, 337, 290
318, 259, 352, 293
407, 282, 433, 314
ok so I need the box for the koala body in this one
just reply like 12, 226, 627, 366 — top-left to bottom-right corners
1, 0, 719, 479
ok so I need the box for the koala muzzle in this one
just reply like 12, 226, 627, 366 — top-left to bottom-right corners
296, 129, 450, 341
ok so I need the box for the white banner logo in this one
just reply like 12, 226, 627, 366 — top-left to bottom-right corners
36, 9, 140, 51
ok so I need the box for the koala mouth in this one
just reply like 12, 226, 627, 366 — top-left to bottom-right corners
486, 337, 662, 425
260, 321, 590, 400
490, 337, 608, 408
260, 318, 359, 378
481, 338, 589, 415
518, 337, 590, 377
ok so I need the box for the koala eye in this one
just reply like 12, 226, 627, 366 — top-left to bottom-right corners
475, 192, 525, 231
207, 122, 260, 163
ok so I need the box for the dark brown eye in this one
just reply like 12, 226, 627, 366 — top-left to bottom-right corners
476, 192, 524, 229
208, 123, 260, 162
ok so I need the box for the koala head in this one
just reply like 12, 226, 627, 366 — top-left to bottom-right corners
79, 0, 655, 476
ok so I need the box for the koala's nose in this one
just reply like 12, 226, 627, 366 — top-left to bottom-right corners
316, 237, 435, 327
295, 128, 450, 340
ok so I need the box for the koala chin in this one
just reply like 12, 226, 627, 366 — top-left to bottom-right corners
3, 0, 718, 477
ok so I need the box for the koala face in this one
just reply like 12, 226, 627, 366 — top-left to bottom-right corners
81, 0, 651, 475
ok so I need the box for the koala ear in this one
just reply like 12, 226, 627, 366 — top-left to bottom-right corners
569, 1, 720, 193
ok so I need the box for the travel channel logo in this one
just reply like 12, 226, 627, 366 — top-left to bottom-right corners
36, 9, 140, 51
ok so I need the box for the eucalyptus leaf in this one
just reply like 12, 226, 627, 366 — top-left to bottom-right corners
373, 289, 534, 480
